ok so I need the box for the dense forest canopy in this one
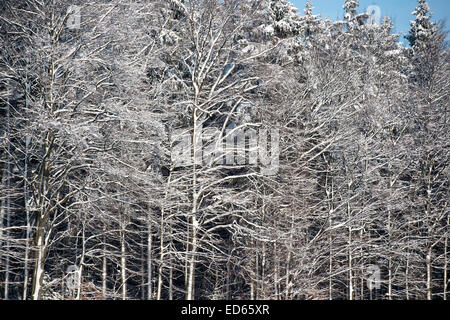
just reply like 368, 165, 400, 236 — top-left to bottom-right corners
0, 0, 448, 300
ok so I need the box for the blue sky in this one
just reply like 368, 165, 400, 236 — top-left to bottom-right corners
291, 0, 449, 45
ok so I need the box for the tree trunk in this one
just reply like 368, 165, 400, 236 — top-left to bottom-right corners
147, 220, 153, 300
255, 244, 259, 300
120, 222, 127, 300
168, 266, 173, 300
31, 130, 53, 300
274, 242, 280, 299
387, 208, 392, 300
426, 248, 432, 300
348, 201, 353, 301
186, 214, 198, 300
23, 136, 32, 300
75, 223, 86, 300
157, 209, 165, 300
2, 91, 11, 300
186, 108, 200, 300
102, 234, 107, 299
31, 226, 46, 300
444, 216, 448, 300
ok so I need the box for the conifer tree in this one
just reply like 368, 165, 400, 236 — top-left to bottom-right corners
406, 0, 437, 48
343, 0, 360, 22
269, 0, 302, 37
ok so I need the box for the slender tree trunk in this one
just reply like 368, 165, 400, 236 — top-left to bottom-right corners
360, 229, 364, 300
324, 155, 334, 300
425, 163, 432, 301
186, 108, 200, 300
328, 190, 334, 300
2, 90, 11, 300
3, 162, 10, 301
140, 237, 145, 300
22, 136, 32, 300
387, 208, 392, 300
168, 216, 174, 301
261, 242, 266, 299
157, 208, 165, 300
22, 81, 32, 300
102, 234, 107, 299
120, 219, 127, 300
405, 220, 410, 300
444, 216, 448, 300
168, 266, 173, 300
426, 248, 432, 300
157, 166, 173, 300
405, 251, 410, 300
255, 244, 259, 300
348, 200, 353, 301
250, 244, 256, 299
0, 174, 3, 300
147, 220, 153, 300
226, 261, 231, 299
76, 223, 86, 300
3, 164, 10, 300
250, 280, 255, 300
274, 242, 279, 299
348, 228, 353, 300
186, 212, 198, 300
285, 214, 294, 300
329, 230, 333, 300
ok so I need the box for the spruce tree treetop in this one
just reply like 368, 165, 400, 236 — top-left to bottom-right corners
343, 0, 360, 22
301, 0, 321, 37
304, 0, 315, 17
268, 0, 302, 37
406, 0, 437, 48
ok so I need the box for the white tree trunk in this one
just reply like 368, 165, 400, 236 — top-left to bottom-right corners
168, 266, 173, 300
426, 248, 432, 300
102, 234, 107, 299
31, 226, 45, 300
3, 92, 11, 300
348, 201, 353, 301
121, 223, 127, 300
444, 217, 448, 300
186, 214, 198, 300
23, 136, 31, 300
147, 221, 153, 300
76, 223, 86, 300
186, 109, 200, 300
157, 210, 165, 300
387, 208, 392, 300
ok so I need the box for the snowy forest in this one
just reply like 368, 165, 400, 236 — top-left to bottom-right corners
0, 0, 448, 300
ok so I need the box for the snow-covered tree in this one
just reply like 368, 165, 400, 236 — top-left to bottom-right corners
299, 0, 321, 38
406, 0, 437, 48
268, 0, 302, 38
343, 0, 360, 22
